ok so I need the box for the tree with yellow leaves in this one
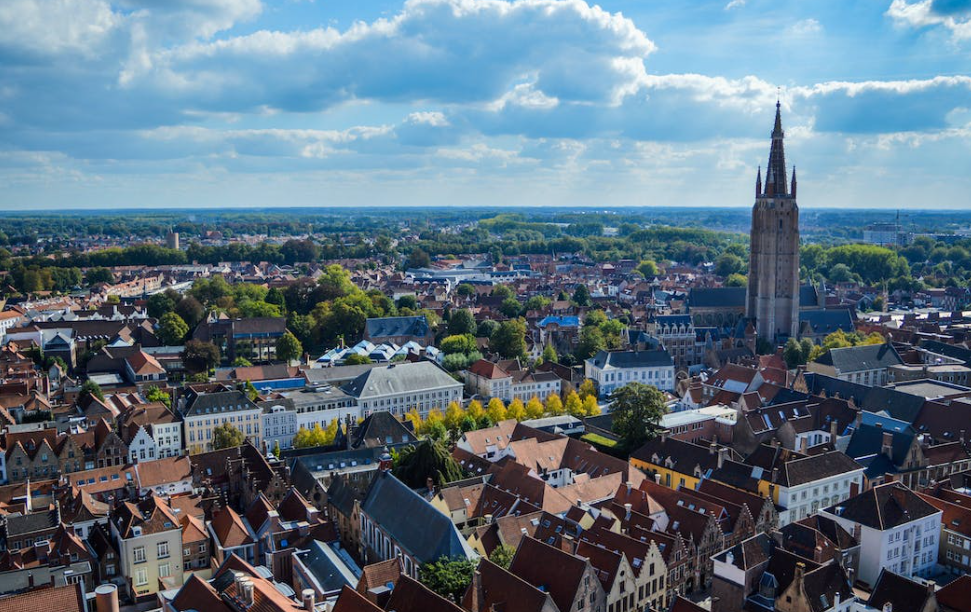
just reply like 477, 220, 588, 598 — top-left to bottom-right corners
487, 397, 507, 423
545, 393, 564, 416
467, 399, 485, 422
583, 394, 601, 416
578, 379, 597, 400
525, 397, 545, 420
423, 408, 445, 437
507, 398, 526, 421
565, 391, 584, 417
405, 408, 423, 434
444, 401, 465, 431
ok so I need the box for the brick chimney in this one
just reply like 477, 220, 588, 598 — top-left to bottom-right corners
881, 432, 893, 458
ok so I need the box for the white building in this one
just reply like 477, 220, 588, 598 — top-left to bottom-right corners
260, 399, 299, 452
344, 361, 463, 419
808, 344, 903, 387
285, 387, 359, 433
771, 451, 865, 526
584, 349, 676, 395
821, 482, 942, 588
179, 389, 263, 455
118, 403, 184, 463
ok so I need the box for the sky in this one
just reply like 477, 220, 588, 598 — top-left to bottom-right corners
1, 0, 970, 211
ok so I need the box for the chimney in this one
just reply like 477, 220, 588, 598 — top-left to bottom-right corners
654, 473, 661, 485
926, 580, 936, 596
485, 514, 493, 524
771, 467, 779, 483
717, 447, 728, 469
794, 561, 805, 582
95, 584, 120, 612
624, 503, 632, 519
829, 419, 838, 441
240, 578, 254, 607
881, 432, 893, 458
625, 481, 633, 494
302, 589, 316, 612
709, 442, 717, 456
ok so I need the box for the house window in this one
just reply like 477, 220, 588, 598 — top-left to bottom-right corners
159, 563, 171, 578
134, 546, 146, 563
158, 541, 170, 558
135, 568, 148, 586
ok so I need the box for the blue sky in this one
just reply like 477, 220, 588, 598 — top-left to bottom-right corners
1, 0, 969, 210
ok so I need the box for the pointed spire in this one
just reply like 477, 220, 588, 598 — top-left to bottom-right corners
765, 100, 788, 197
790, 166, 797, 198
756, 165, 762, 197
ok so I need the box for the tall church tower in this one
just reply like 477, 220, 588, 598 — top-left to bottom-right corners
746, 102, 800, 342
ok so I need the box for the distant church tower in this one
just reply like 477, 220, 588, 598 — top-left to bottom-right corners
746, 101, 799, 343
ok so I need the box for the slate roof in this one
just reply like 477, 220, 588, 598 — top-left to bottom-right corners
814, 343, 902, 374
867, 569, 935, 612
586, 349, 673, 369
359, 470, 473, 563
365, 316, 429, 339
182, 390, 259, 417
845, 423, 915, 468
689, 287, 746, 309
343, 361, 460, 400
781, 451, 863, 488
351, 411, 417, 449
798, 309, 854, 335
824, 482, 940, 530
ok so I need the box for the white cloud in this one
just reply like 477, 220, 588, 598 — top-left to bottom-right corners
887, 0, 971, 41
0, 0, 121, 58
788, 18, 822, 36
724, 0, 745, 10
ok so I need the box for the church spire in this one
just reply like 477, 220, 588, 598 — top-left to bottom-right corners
764, 100, 788, 197
790, 166, 797, 198
756, 165, 762, 197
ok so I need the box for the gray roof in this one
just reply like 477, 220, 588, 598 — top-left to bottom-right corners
360, 470, 474, 562
297, 540, 359, 592
824, 482, 939, 530
799, 309, 854, 335
182, 390, 259, 417
365, 316, 430, 339
814, 343, 902, 374
689, 287, 746, 309
586, 349, 674, 370
343, 361, 461, 400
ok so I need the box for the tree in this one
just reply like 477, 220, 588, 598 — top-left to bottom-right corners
157, 312, 189, 346
499, 297, 522, 318
583, 394, 601, 416
419, 556, 476, 601
406, 248, 431, 270
276, 331, 303, 363
491, 284, 513, 299
477, 319, 499, 339
213, 422, 245, 449
233, 357, 253, 367
147, 291, 177, 319
490, 319, 527, 359
575, 326, 606, 361
525, 397, 545, 419
456, 283, 476, 298
724, 273, 747, 287
610, 382, 666, 452
546, 393, 564, 416
444, 401, 465, 431
343, 353, 373, 365
175, 295, 205, 328
541, 343, 558, 364
637, 259, 659, 277
78, 380, 104, 404
524, 295, 551, 312
448, 309, 477, 336
466, 400, 485, 422
507, 398, 526, 421
783, 338, 804, 369
565, 390, 584, 417
441, 334, 477, 355
392, 439, 465, 489
572, 284, 591, 307
486, 397, 507, 423
405, 409, 423, 434
827, 263, 856, 283
396, 295, 418, 310
84, 267, 114, 286
715, 253, 745, 277
272, 441, 281, 458
182, 340, 220, 373
145, 386, 171, 408
489, 544, 516, 569
578, 379, 597, 400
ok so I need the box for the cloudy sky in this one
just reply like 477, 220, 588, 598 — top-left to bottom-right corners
1, 0, 969, 210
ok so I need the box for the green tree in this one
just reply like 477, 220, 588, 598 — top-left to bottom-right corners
157, 312, 189, 346
477, 319, 500, 339
499, 297, 523, 318
147, 291, 177, 319
396, 295, 418, 310
419, 556, 476, 601
575, 326, 606, 360
406, 248, 432, 270
145, 386, 171, 408
572, 284, 591, 307
175, 295, 205, 328
610, 382, 666, 452
78, 380, 105, 404
724, 273, 747, 287
182, 340, 221, 373
440, 334, 477, 355
714, 253, 745, 277
489, 544, 516, 569
637, 259, 659, 277
84, 267, 114, 286
490, 319, 527, 359
827, 263, 856, 283
448, 309, 477, 336
276, 331, 303, 363
212, 422, 245, 449
343, 353, 372, 365
456, 284, 476, 298
541, 343, 558, 364
392, 439, 465, 489
491, 284, 514, 299
233, 357, 254, 367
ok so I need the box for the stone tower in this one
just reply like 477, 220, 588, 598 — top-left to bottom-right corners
746, 102, 799, 343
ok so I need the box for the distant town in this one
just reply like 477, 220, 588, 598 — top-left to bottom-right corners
3, 111, 971, 612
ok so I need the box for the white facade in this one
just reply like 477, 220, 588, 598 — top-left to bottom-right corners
585, 358, 676, 395
778, 468, 865, 526
287, 389, 360, 431
262, 403, 299, 452
824, 509, 942, 587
